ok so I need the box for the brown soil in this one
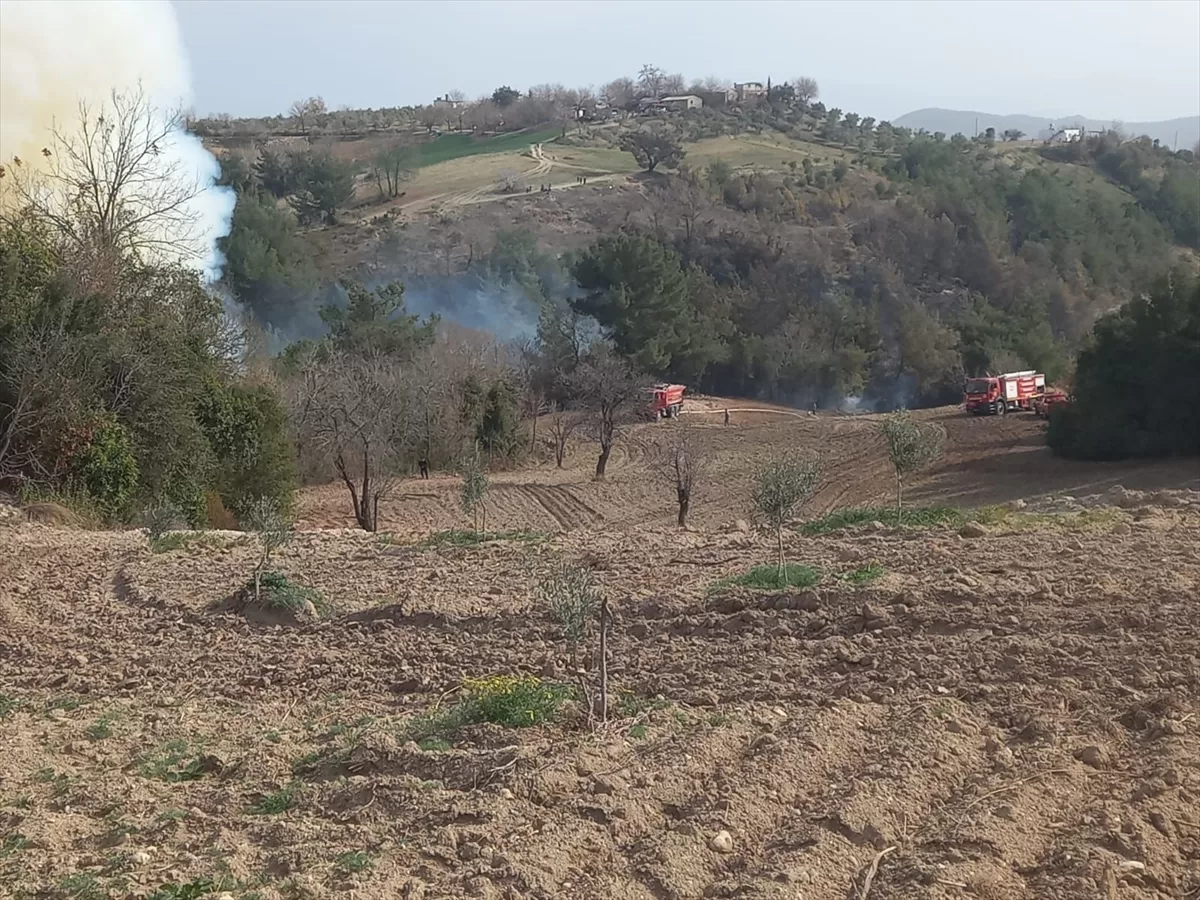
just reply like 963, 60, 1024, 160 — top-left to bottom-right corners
2, 406, 1198, 900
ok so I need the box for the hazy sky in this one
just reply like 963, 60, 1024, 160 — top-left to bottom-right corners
173, 0, 1200, 123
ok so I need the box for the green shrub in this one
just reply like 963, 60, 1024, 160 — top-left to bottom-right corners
197, 379, 297, 521
1049, 273, 1200, 460
251, 570, 331, 617
164, 474, 208, 529
70, 416, 139, 521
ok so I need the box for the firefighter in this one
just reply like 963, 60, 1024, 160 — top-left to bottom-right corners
724, 408, 730, 426
418, 457, 429, 480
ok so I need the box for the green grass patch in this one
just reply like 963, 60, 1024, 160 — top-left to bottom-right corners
709, 564, 820, 593
798, 504, 1120, 537
0, 693, 20, 718
147, 879, 226, 900
990, 507, 1121, 532
46, 695, 82, 713
0, 833, 29, 858
148, 532, 194, 553
250, 570, 332, 617
417, 737, 451, 753
33, 768, 72, 797
417, 528, 548, 549
138, 739, 207, 783
58, 873, 105, 900
404, 128, 561, 168
334, 850, 375, 875
87, 715, 115, 740
801, 506, 969, 536
627, 724, 649, 740
400, 675, 573, 741
155, 808, 189, 824
248, 782, 299, 816
840, 563, 887, 585
615, 691, 671, 718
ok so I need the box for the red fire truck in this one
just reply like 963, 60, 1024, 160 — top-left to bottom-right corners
648, 384, 686, 420
1033, 388, 1070, 418
963, 371, 1045, 416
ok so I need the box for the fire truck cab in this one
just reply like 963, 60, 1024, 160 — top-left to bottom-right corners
964, 371, 1045, 416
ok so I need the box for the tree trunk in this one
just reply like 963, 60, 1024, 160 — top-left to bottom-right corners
556, 440, 566, 468
895, 470, 903, 518
776, 526, 785, 578
595, 443, 612, 479
677, 488, 689, 527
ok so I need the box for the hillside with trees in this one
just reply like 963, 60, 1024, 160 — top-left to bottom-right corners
3, 70, 1197, 530
210, 67, 1199, 414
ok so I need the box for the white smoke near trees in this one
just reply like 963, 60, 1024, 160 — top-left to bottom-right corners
0, 0, 234, 278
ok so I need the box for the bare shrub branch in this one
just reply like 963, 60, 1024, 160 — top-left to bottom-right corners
2, 86, 208, 267
289, 349, 417, 532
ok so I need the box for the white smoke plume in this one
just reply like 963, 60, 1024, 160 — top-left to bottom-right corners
0, 0, 234, 278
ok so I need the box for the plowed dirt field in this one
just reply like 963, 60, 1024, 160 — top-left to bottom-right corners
2, 405, 1198, 900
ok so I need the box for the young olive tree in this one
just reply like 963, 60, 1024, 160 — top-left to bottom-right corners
752, 453, 822, 576
459, 450, 490, 534
538, 560, 602, 668
881, 410, 945, 515
657, 426, 707, 527
243, 496, 292, 603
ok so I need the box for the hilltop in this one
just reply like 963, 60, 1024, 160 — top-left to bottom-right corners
895, 107, 1200, 148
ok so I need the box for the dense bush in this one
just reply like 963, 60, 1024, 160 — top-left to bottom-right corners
69, 416, 139, 521
1049, 274, 1200, 459
197, 379, 297, 522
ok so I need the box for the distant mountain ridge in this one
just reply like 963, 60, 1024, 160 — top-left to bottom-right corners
895, 108, 1199, 150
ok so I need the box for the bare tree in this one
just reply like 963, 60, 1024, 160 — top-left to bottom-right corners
637, 64, 666, 99
881, 410, 945, 515
289, 96, 327, 130
602, 77, 636, 109
289, 350, 416, 532
1, 87, 209, 267
793, 76, 820, 105
661, 73, 687, 96
573, 348, 643, 480
546, 402, 584, 468
657, 426, 707, 527
370, 145, 413, 198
